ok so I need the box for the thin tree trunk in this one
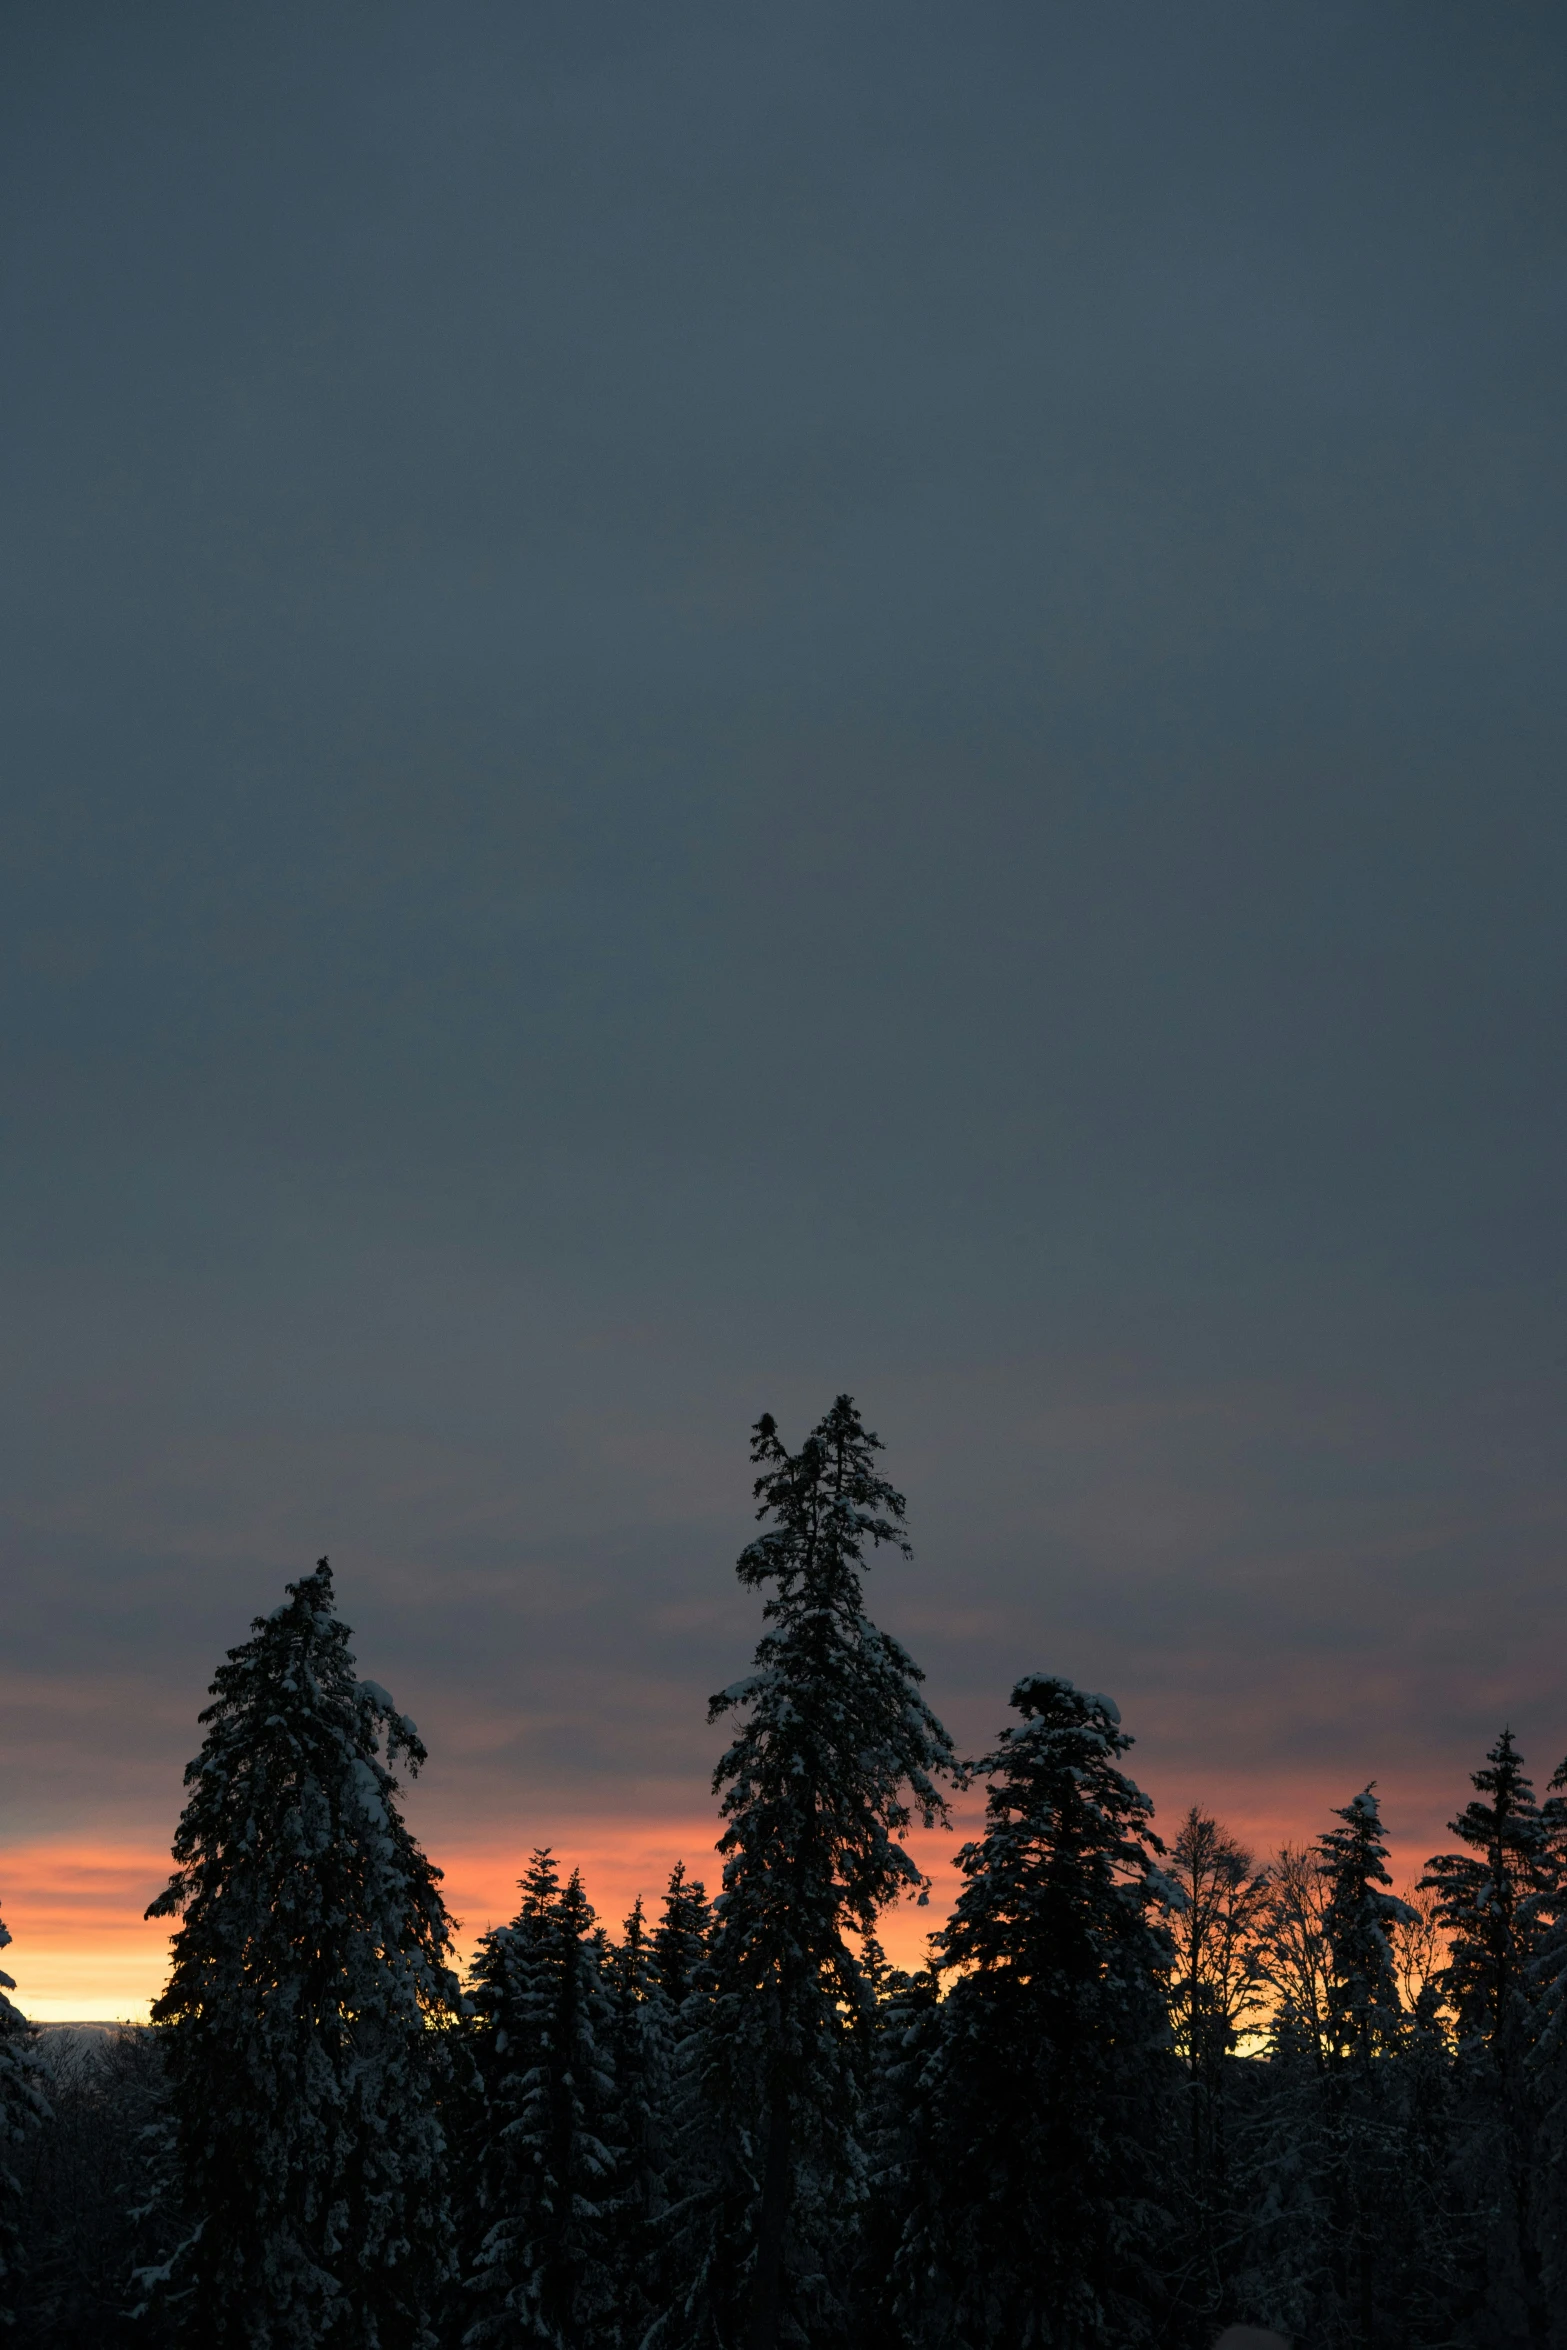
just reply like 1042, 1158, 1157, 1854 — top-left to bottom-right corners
749, 2079, 792, 2350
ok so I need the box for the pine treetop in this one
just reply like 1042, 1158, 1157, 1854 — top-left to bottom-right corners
146, 1557, 458, 2027
710, 1398, 954, 1963
0, 1899, 48, 2108
736, 1395, 912, 1606
652, 1861, 711, 2013
1422, 1728, 1550, 2052
940, 1674, 1172, 1990
1317, 1785, 1412, 2062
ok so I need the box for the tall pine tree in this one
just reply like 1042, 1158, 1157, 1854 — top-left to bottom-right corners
145, 1558, 461, 2350
894, 1675, 1177, 2350
0, 1898, 50, 2331
1423, 1730, 1552, 2350
601, 1897, 674, 2350
1528, 1749, 1567, 2328
1313, 1788, 1418, 2350
464, 1854, 618, 2350
1319, 1788, 1410, 2070
683, 1398, 954, 2350
651, 1866, 712, 2025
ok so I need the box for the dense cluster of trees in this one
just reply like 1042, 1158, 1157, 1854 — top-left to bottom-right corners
5, 1395, 1567, 2348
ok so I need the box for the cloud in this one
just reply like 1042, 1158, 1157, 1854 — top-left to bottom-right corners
3, 0, 1566, 2009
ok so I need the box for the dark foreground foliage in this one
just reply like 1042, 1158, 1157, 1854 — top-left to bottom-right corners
7, 1401, 1567, 2350
9, 2026, 176, 2348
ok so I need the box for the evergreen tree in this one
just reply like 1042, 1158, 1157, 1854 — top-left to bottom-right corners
16, 2026, 179, 2350
1312, 1789, 1417, 2349
145, 1558, 461, 2350
0, 1898, 50, 2330
681, 1398, 954, 2350
650, 1867, 712, 2025
1425, 1733, 1550, 2058
643, 1863, 715, 2340
1211, 1826, 1462, 2350
1423, 1731, 1552, 2350
1526, 1750, 1567, 2333
895, 1675, 1177, 2350
602, 1898, 673, 2350
854, 1948, 943, 2350
465, 1855, 618, 2350
1319, 1788, 1410, 2070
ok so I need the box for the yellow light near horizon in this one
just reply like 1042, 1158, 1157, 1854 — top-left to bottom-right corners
9, 1951, 160, 2023
5, 1771, 1451, 2024
2, 1814, 967, 2020
1, 1837, 173, 2024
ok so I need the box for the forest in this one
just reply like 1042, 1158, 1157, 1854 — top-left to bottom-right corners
2, 1396, 1565, 2350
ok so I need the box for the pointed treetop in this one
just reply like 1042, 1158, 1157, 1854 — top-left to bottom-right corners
941, 1674, 1170, 1988
739, 1395, 911, 1600
1448, 1727, 1542, 1850
652, 1860, 712, 2010
517, 1848, 562, 1920
1317, 1784, 1413, 2061
559, 1867, 596, 1937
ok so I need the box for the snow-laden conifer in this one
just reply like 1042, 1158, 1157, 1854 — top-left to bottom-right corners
1424, 1730, 1550, 2059
0, 1898, 50, 2329
1237, 1820, 1460, 2350
894, 1675, 1176, 2350
1318, 1786, 1412, 2068
464, 1854, 617, 2350
14, 2024, 180, 2345
144, 1558, 461, 2349
679, 1398, 953, 2350
601, 1897, 675, 2350
855, 1947, 942, 2350
1523, 1747, 1567, 2325
1298, 1789, 1418, 2347
650, 1866, 711, 2026
1423, 1729, 1552, 2349
642, 1864, 716, 2340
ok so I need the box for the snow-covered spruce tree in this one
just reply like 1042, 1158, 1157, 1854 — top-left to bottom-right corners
1319, 1787, 1411, 2070
0, 1897, 50, 2329
15, 2023, 180, 2349
1236, 1803, 1462, 2350
464, 1854, 618, 2350
854, 1946, 943, 2350
646, 1864, 716, 2339
651, 1865, 712, 2026
601, 1898, 675, 2350
1528, 1749, 1567, 2328
893, 1676, 1177, 2350
144, 1558, 462, 2350
1423, 1730, 1553, 2350
676, 1398, 953, 2350
1312, 1789, 1421, 2350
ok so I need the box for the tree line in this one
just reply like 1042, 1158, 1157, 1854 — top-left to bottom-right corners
4, 1394, 1567, 2349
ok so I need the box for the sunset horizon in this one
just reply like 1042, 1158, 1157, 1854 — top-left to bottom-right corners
5, 8, 1565, 2342
6, 1593, 1554, 2021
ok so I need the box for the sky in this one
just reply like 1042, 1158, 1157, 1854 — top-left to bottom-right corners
3, 0, 1567, 2018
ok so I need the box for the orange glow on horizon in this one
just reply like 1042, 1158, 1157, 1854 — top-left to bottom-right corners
0, 1839, 175, 2024
0, 1763, 1476, 2022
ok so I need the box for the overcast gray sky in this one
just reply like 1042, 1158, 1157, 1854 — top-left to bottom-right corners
4, 0, 1567, 2004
